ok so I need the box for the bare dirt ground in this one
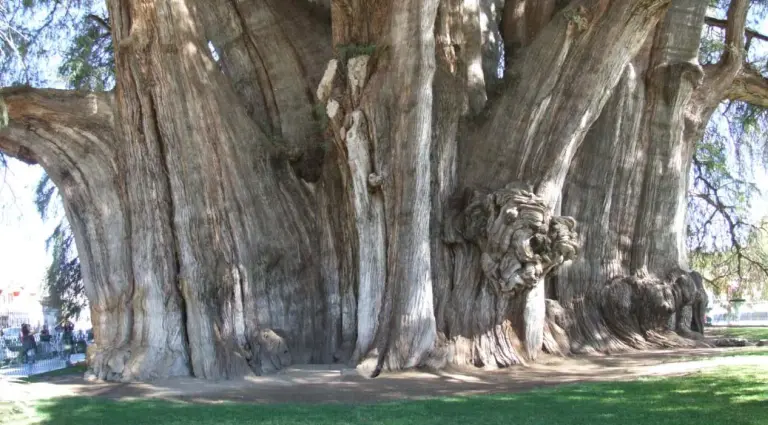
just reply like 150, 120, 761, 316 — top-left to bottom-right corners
1, 346, 766, 405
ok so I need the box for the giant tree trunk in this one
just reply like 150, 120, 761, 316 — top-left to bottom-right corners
1, 0, 761, 381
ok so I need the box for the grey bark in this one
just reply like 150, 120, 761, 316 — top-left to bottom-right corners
1, 0, 762, 381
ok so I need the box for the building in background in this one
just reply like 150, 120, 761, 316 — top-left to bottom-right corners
0, 284, 44, 329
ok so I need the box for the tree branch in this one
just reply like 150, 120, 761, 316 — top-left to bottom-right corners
0, 87, 115, 164
724, 63, 768, 108
720, 0, 749, 68
693, 0, 751, 115
1, 86, 114, 129
704, 16, 768, 44
690, 155, 768, 285
87, 14, 111, 33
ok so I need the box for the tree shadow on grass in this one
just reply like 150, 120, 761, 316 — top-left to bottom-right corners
33, 366, 768, 425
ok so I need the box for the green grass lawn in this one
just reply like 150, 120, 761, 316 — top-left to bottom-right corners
666, 348, 768, 363
7, 363, 766, 425
21, 364, 88, 383
710, 327, 768, 341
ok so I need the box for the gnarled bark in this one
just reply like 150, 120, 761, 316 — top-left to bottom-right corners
3, 0, 765, 382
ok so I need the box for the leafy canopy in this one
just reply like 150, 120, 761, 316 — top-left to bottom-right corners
689, 0, 768, 300
35, 174, 86, 321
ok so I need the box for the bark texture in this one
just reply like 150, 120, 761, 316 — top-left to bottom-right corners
2, 0, 762, 381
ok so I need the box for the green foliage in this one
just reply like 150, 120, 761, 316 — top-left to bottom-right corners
691, 219, 768, 300
19, 364, 768, 425
689, 1, 768, 297
34, 173, 55, 219
42, 222, 85, 321
35, 174, 85, 321
1, 0, 114, 90
57, 16, 114, 91
709, 326, 768, 341
336, 43, 376, 64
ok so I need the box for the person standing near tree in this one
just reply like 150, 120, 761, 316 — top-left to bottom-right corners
39, 325, 52, 357
61, 320, 74, 366
20, 324, 37, 365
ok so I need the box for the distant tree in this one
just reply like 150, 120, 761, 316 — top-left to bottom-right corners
34, 174, 85, 321
686, 0, 768, 297
691, 217, 768, 300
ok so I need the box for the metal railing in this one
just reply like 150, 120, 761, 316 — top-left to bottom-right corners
709, 311, 768, 327
1, 322, 90, 377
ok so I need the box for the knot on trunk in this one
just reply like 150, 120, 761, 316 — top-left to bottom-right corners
599, 269, 708, 344
454, 183, 578, 296
87, 345, 132, 382
671, 270, 708, 337
601, 273, 675, 334
256, 328, 292, 374
543, 299, 573, 355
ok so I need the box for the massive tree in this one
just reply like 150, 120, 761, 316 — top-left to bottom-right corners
1, 0, 767, 381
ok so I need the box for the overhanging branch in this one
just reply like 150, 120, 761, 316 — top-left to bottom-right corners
87, 14, 112, 33
724, 63, 768, 108
690, 155, 768, 283
0, 86, 115, 165
720, 0, 749, 68
694, 0, 751, 113
1, 86, 114, 130
704, 16, 768, 44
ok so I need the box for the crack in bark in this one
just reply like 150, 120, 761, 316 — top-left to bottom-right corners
226, 0, 282, 135
147, 90, 190, 377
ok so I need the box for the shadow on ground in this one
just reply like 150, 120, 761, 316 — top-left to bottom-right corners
4, 347, 767, 405
29, 365, 768, 425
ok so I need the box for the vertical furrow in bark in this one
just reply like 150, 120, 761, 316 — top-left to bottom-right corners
631, 0, 707, 274
444, 0, 668, 364
195, 0, 277, 133
331, 0, 391, 45
196, 2, 352, 366
335, 106, 386, 362
227, 0, 322, 150
461, 0, 487, 112
500, 0, 556, 55
431, 0, 464, 340
556, 64, 646, 353
317, 51, 387, 364
105, 0, 337, 379
366, 0, 441, 372
555, 0, 712, 353
125, 93, 191, 380
95, 0, 194, 381
196, 0, 333, 179
467, 0, 669, 205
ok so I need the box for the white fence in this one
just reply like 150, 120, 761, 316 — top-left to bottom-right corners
709, 301, 768, 326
